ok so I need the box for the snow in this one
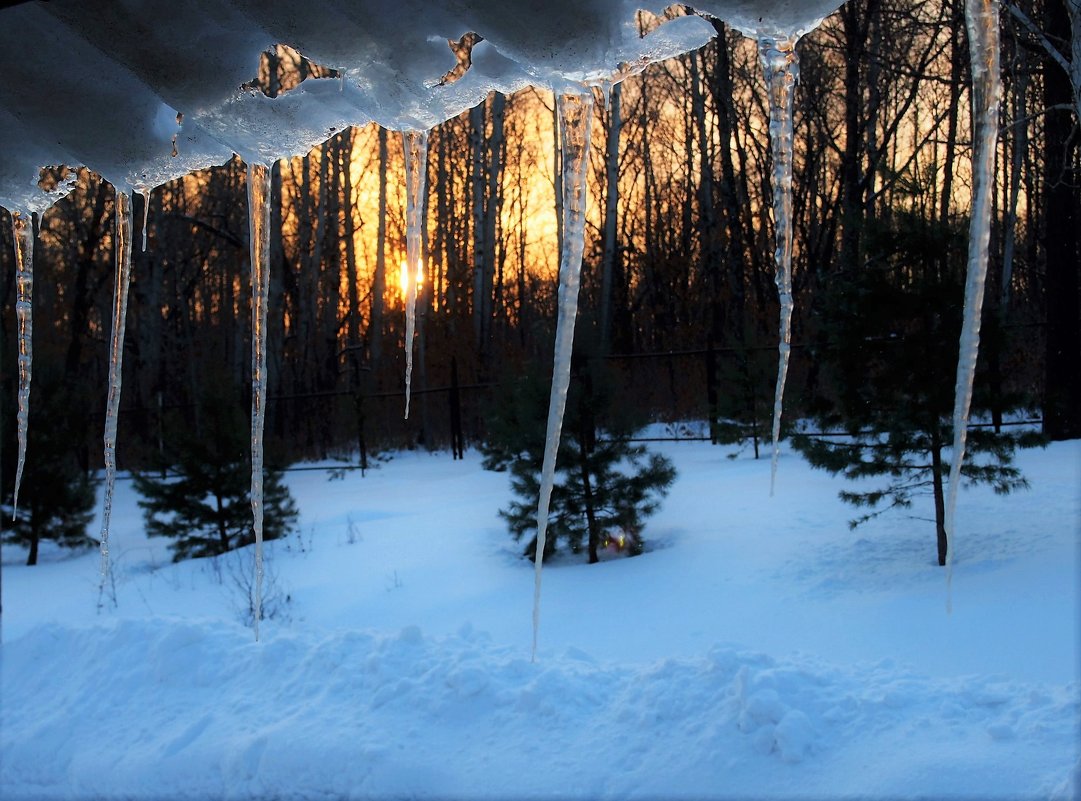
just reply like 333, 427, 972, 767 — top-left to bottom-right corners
0, 0, 759, 211
0, 0, 1069, 796
2, 436, 1078, 799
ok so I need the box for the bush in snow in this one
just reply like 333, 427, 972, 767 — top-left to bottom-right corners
133, 379, 298, 562
1, 366, 97, 566
792, 208, 1042, 565
482, 349, 675, 563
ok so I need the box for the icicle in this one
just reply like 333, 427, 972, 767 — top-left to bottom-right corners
401, 129, 428, 420
138, 187, 150, 252
599, 78, 612, 112
247, 161, 272, 642
944, 0, 1001, 599
10, 210, 33, 519
759, 34, 800, 497
98, 189, 134, 609
532, 89, 594, 662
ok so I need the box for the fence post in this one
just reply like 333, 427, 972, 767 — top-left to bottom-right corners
450, 356, 464, 460
706, 338, 720, 444
354, 390, 368, 474
158, 390, 167, 477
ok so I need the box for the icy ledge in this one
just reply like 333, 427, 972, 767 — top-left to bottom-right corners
0, 0, 840, 210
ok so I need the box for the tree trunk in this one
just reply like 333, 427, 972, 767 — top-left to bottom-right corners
578, 436, 600, 564
26, 529, 39, 566
937, 0, 964, 281
1043, 0, 1081, 440
216, 492, 230, 553
486, 93, 505, 337
600, 82, 622, 354
372, 127, 388, 373
839, 1, 866, 274
471, 102, 488, 353
931, 427, 948, 566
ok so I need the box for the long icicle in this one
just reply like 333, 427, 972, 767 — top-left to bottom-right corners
402, 130, 428, 420
532, 89, 593, 662
10, 210, 33, 518
98, 189, 134, 609
945, 0, 1001, 599
248, 162, 272, 642
759, 34, 800, 497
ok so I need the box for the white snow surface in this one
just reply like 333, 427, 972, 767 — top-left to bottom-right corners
1, 435, 1078, 800
0, 0, 840, 211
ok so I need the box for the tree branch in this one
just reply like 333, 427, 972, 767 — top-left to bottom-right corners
1004, 1, 1071, 74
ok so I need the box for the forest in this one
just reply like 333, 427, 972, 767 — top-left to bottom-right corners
0, 0, 1077, 479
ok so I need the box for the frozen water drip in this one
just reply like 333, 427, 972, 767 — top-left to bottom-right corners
10, 210, 32, 518
759, 33, 800, 497
945, 0, 1001, 598
248, 161, 272, 641
402, 130, 429, 420
98, 189, 134, 609
532, 89, 594, 662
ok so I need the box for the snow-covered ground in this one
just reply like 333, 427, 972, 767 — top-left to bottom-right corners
2, 434, 1078, 800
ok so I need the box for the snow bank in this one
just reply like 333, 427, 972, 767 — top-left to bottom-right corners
2, 441, 1078, 799
3, 618, 1076, 800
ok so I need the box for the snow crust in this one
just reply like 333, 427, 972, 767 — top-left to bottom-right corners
0, 0, 838, 211
1, 438, 1078, 799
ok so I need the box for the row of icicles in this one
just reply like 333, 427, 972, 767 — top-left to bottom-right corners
6, 3, 1000, 650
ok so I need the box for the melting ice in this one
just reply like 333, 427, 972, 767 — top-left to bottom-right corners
247, 162, 272, 641
532, 89, 594, 661
98, 189, 134, 607
758, 33, 800, 497
402, 130, 429, 420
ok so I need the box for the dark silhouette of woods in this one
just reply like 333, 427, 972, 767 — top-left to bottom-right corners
0, 1, 1073, 490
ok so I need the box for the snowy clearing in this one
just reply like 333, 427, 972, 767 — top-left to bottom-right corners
2, 436, 1079, 800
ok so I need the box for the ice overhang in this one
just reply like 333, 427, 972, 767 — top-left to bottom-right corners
0, 0, 841, 212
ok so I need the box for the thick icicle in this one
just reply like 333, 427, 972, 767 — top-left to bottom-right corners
759, 34, 800, 496
532, 90, 593, 662
138, 188, 150, 252
98, 189, 134, 608
247, 161, 271, 642
10, 210, 32, 518
401, 130, 428, 420
944, 0, 1001, 587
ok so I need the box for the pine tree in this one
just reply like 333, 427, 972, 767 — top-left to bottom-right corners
793, 209, 1041, 565
483, 351, 676, 563
1, 368, 97, 566
133, 383, 298, 562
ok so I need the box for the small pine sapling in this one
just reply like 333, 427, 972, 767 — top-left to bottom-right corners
483, 351, 675, 563
134, 382, 298, 561
794, 209, 1042, 565
1, 367, 97, 566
